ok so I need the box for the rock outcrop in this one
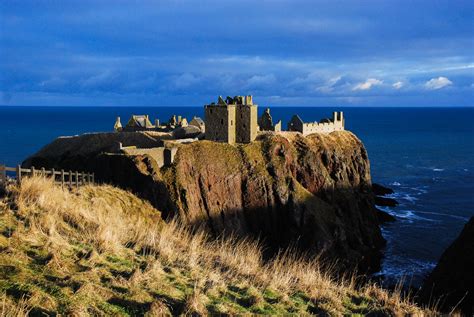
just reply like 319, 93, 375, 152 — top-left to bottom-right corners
372, 183, 394, 196
420, 217, 474, 315
23, 131, 386, 271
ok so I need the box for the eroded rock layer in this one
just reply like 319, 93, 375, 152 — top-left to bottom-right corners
24, 131, 385, 271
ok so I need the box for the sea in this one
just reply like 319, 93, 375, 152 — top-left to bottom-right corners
1, 106, 473, 287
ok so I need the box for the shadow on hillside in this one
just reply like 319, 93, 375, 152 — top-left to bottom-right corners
22, 153, 390, 276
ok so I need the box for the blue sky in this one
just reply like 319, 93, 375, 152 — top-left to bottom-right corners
0, 0, 473, 107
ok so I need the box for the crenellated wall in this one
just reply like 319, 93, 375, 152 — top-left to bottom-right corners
288, 111, 344, 135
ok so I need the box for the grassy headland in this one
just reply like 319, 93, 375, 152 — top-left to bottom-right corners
0, 177, 431, 315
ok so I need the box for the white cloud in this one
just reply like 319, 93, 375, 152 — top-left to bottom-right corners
352, 78, 383, 91
39, 76, 68, 89
81, 70, 118, 87
245, 74, 276, 88
392, 81, 404, 89
172, 73, 200, 89
424, 77, 452, 90
316, 75, 344, 93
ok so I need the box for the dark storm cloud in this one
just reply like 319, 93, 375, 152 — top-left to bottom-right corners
0, 0, 473, 106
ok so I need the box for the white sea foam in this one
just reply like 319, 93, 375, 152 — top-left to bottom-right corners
402, 194, 419, 203
388, 192, 418, 203
416, 210, 470, 221
391, 209, 435, 222
390, 181, 401, 186
376, 257, 437, 286
432, 168, 444, 172
410, 186, 429, 195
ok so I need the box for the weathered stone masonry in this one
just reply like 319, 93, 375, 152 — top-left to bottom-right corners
205, 95, 257, 144
288, 111, 344, 135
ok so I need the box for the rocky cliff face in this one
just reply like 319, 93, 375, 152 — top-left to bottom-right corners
420, 217, 474, 315
24, 131, 385, 271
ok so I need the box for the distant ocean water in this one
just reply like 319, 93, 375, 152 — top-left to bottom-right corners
1, 106, 473, 286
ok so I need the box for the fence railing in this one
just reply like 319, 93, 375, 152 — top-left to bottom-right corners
0, 165, 94, 188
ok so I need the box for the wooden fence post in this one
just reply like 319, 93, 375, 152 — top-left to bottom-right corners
92, 173, 95, 184
75, 171, 79, 188
61, 169, 65, 188
16, 165, 22, 184
69, 171, 73, 187
51, 168, 55, 183
31, 166, 35, 178
41, 167, 45, 178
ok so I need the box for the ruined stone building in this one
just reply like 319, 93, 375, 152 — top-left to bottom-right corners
204, 95, 258, 144
114, 113, 192, 133
258, 108, 282, 132
288, 111, 344, 135
115, 142, 178, 167
168, 115, 188, 128
189, 117, 205, 132
114, 115, 156, 132
114, 116, 123, 132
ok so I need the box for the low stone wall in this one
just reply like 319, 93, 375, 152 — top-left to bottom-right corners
122, 147, 166, 167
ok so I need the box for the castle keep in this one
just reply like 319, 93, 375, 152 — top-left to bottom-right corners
204, 95, 258, 144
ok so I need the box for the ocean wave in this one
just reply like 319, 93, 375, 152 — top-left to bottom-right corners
389, 181, 401, 186
410, 186, 429, 194
416, 210, 470, 221
432, 168, 444, 172
375, 257, 437, 287
381, 207, 435, 222
395, 210, 421, 221
387, 192, 419, 203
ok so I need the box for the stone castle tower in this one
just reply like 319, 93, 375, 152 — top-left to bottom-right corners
204, 95, 258, 144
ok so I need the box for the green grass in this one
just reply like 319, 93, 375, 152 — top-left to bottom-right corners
0, 176, 429, 316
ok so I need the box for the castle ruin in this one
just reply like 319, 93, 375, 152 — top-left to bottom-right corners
204, 95, 258, 144
258, 108, 282, 132
114, 113, 194, 133
288, 111, 344, 135
113, 95, 345, 149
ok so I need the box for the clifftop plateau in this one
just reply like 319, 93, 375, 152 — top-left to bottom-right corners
24, 130, 386, 271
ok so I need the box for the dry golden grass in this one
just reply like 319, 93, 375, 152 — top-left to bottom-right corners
0, 176, 434, 316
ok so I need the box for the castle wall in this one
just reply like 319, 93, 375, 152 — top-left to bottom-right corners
122, 147, 166, 167
164, 147, 178, 166
205, 105, 236, 144
289, 112, 344, 136
274, 120, 282, 132
236, 105, 258, 143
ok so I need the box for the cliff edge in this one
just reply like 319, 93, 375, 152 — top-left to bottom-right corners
420, 217, 474, 315
24, 131, 385, 271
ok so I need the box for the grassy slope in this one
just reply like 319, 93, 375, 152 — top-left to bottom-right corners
0, 177, 430, 316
